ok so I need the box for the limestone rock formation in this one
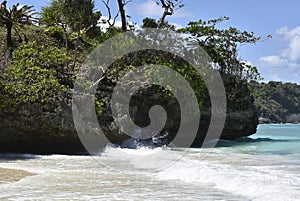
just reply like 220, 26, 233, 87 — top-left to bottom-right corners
0, 77, 258, 153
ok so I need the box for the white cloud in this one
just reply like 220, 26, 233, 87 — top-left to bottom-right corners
259, 55, 289, 68
133, 0, 164, 17
130, 0, 193, 18
257, 26, 300, 83
259, 55, 300, 75
172, 8, 193, 18
287, 35, 300, 62
276, 26, 300, 62
277, 26, 300, 39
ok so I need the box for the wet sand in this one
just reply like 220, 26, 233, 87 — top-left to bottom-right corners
0, 167, 35, 184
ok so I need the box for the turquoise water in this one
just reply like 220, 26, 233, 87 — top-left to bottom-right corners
252, 124, 300, 156
216, 124, 300, 161
0, 124, 299, 200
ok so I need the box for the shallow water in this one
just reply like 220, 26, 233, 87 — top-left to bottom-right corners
0, 124, 299, 200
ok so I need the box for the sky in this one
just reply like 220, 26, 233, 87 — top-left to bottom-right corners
5, 0, 300, 84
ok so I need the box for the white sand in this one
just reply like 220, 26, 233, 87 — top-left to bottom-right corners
0, 167, 35, 184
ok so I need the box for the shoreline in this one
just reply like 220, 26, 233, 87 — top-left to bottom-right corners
259, 122, 300, 125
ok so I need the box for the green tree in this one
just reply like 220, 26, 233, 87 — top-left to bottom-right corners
62, 0, 100, 33
141, 17, 175, 30
142, 17, 158, 28
0, 3, 37, 49
179, 17, 262, 81
40, 0, 70, 60
41, 0, 101, 42
40, 0, 65, 28
1, 42, 70, 108
249, 81, 300, 123
41, 0, 101, 70
62, 0, 100, 68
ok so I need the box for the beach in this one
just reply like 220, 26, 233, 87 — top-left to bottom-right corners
0, 167, 34, 185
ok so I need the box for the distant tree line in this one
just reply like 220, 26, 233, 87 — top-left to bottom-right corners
249, 81, 300, 123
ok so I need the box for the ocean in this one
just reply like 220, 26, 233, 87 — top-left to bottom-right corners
0, 124, 299, 200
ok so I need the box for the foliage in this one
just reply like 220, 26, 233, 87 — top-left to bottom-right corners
96, 27, 122, 43
0, 0, 265, 116
40, 0, 65, 27
142, 17, 159, 29
40, 0, 102, 74
179, 17, 262, 81
40, 0, 70, 50
141, 17, 175, 30
41, 0, 101, 32
0, 3, 37, 48
40, 0, 101, 46
1, 42, 71, 107
97, 48, 207, 115
43, 25, 65, 43
95, 98, 105, 116
61, 0, 100, 33
249, 81, 300, 122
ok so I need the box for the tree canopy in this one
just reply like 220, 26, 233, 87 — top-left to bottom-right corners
179, 17, 261, 81
249, 81, 300, 123
0, 0, 265, 111
0, 3, 37, 49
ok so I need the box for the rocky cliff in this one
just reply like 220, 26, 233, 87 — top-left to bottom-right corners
0, 77, 258, 154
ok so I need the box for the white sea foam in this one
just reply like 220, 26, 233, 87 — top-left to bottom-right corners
0, 125, 299, 200
156, 153, 300, 201
100, 146, 185, 171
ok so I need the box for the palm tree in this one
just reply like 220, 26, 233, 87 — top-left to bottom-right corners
0, 3, 37, 49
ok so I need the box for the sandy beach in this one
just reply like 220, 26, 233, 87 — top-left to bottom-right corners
0, 167, 34, 185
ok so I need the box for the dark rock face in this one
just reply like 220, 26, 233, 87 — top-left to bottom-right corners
220, 76, 259, 140
0, 103, 85, 154
0, 77, 258, 154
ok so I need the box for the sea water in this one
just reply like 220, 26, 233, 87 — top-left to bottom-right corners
0, 124, 299, 200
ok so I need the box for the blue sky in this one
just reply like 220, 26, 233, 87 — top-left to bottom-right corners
6, 0, 300, 83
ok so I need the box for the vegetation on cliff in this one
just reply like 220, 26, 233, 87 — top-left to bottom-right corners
249, 81, 300, 123
0, 0, 262, 151
0, 0, 261, 107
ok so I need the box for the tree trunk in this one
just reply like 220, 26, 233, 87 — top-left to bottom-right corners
159, 11, 168, 28
117, 0, 127, 32
6, 23, 13, 48
6, 23, 13, 58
